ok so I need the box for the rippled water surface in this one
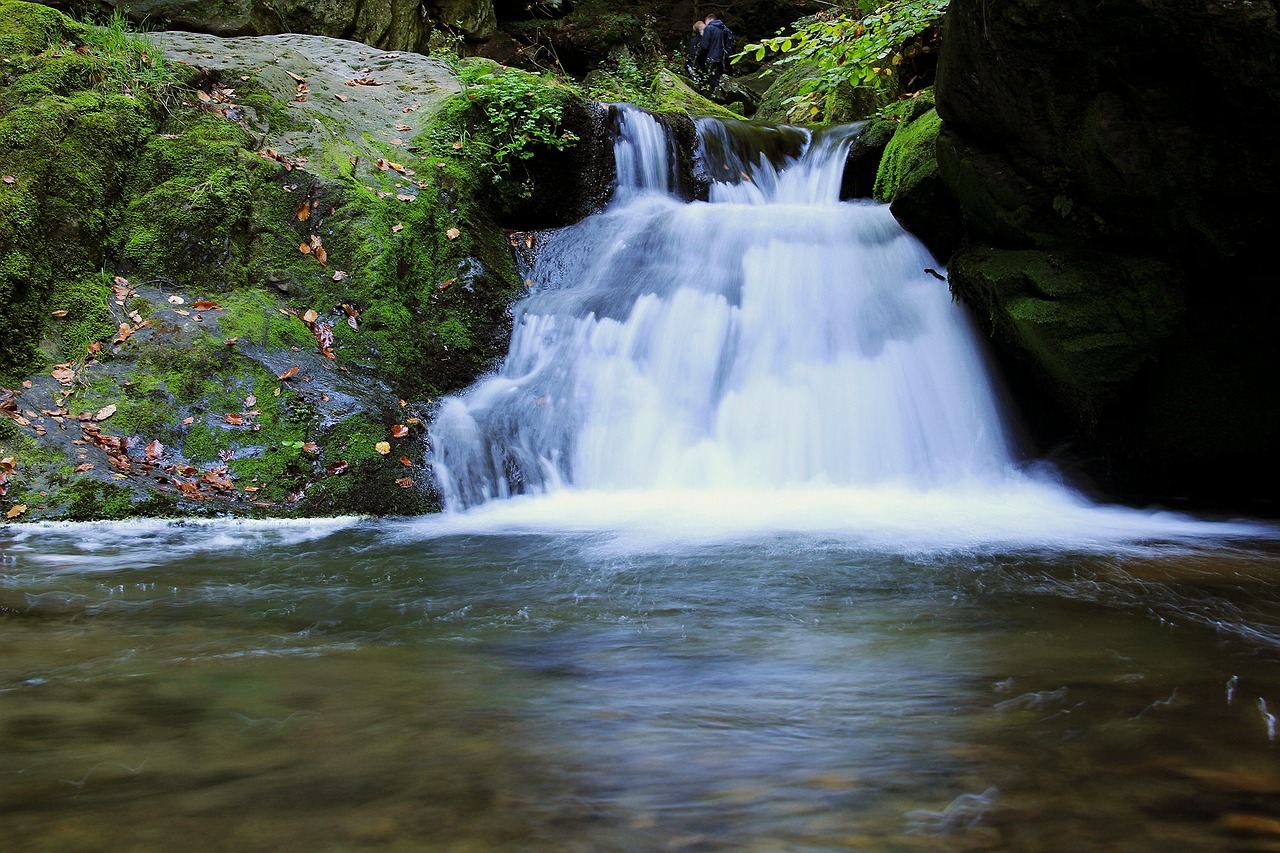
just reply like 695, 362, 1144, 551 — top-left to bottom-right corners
4, 518, 1280, 851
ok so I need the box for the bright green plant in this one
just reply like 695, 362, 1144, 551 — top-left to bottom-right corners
49, 9, 178, 103
735, 0, 949, 122
457, 64, 581, 182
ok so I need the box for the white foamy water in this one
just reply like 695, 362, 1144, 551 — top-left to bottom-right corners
426, 107, 1274, 550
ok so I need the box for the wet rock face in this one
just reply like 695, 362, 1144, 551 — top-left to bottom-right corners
58, 0, 497, 48
935, 0, 1280, 505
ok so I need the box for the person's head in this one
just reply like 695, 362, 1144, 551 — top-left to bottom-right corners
693, 20, 705, 33
703, 12, 719, 22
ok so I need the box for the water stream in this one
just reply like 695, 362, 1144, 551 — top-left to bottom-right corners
3, 110, 1280, 850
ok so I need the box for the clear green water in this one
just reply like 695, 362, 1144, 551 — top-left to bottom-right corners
3, 519, 1280, 851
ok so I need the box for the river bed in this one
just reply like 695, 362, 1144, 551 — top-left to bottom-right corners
3, 516, 1280, 851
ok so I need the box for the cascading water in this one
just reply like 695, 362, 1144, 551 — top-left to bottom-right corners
426, 107, 1259, 548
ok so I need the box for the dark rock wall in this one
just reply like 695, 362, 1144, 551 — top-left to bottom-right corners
934, 0, 1280, 507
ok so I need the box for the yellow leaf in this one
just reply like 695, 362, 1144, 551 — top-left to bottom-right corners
6, 503, 27, 519
302, 309, 319, 323
374, 441, 391, 455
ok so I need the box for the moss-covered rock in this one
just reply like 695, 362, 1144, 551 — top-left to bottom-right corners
935, 0, 1280, 503
0, 4, 611, 521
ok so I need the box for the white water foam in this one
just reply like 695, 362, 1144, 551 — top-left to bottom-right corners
425, 107, 1276, 552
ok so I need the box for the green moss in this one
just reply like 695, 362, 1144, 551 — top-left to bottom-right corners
0, 1, 81, 57
63, 478, 177, 521
873, 105, 942, 202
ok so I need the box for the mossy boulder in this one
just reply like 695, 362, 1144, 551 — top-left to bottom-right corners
934, 0, 1280, 503
0, 4, 612, 521
870, 100, 960, 261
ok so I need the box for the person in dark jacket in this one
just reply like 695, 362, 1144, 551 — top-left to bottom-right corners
686, 20, 706, 84
696, 13, 733, 92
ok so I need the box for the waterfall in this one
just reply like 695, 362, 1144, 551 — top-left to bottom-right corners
430, 107, 1021, 510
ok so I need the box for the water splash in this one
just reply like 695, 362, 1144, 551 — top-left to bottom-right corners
426, 107, 1274, 549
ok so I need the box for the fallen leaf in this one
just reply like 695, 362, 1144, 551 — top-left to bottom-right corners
2, 175, 15, 184
223, 338, 239, 346
278, 366, 300, 381
74, 462, 94, 472
326, 460, 349, 476
437, 277, 456, 291
395, 124, 411, 131
391, 222, 404, 233
167, 295, 185, 304
225, 413, 246, 425
399, 455, 412, 467
302, 309, 319, 323
396, 194, 415, 203
335, 93, 350, 102
296, 200, 310, 221
50, 309, 68, 318
389, 138, 402, 146
145, 439, 163, 460
314, 246, 328, 266
332, 270, 349, 281
452, 140, 464, 150
391, 424, 409, 438
374, 441, 391, 455
244, 394, 257, 408
182, 416, 195, 425
5, 504, 26, 519
192, 300, 222, 311
284, 70, 306, 82
94, 404, 117, 421
299, 242, 312, 255
446, 228, 461, 240
395, 477, 414, 488
302, 442, 320, 453
20, 380, 31, 389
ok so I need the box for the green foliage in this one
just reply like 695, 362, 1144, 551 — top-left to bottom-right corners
52, 9, 178, 104
456, 64, 581, 181
736, 0, 949, 123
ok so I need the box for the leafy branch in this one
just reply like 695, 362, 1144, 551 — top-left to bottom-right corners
733, 0, 949, 122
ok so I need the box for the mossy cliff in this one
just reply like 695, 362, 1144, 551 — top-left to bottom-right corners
866, 0, 1280, 506
0, 2, 611, 521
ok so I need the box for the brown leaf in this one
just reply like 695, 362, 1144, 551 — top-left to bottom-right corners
395, 124, 411, 132
391, 222, 404, 233
302, 308, 319, 323
446, 228, 461, 240
94, 404, 117, 421
5, 503, 26, 519
74, 462, 95, 472
389, 138, 402, 146
182, 416, 195, 425
314, 246, 328, 267
299, 242, 312, 255
399, 456, 412, 467
437, 277, 456, 291
335, 93, 350, 102
278, 366, 300, 381
326, 460, 349, 476
332, 270, 349, 281
391, 424, 409, 438
244, 394, 257, 408
395, 477, 414, 488
2, 175, 15, 184
296, 200, 310, 221
452, 140, 464, 150
50, 309, 68, 318
284, 70, 306, 83
396, 194, 415, 203
192, 300, 222, 311
224, 413, 246, 425
145, 439, 163, 460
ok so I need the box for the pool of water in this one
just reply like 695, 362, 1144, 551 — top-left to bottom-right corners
3, 517, 1280, 851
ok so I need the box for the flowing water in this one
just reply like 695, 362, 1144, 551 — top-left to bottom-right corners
4, 111, 1280, 851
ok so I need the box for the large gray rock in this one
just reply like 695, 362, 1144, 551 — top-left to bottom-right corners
935, 0, 1280, 504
